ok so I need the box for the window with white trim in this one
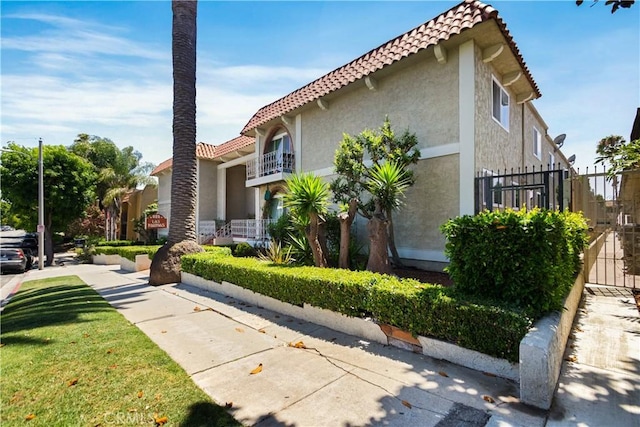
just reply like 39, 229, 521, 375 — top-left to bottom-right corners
533, 127, 542, 159
492, 78, 510, 130
548, 152, 555, 169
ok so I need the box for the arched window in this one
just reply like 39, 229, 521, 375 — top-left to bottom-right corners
265, 130, 292, 156
264, 128, 294, 173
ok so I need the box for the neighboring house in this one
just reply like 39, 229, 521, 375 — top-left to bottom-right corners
157, 0, 573, 270
119, 184, 158, 241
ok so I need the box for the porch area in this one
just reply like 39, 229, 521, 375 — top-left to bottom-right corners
199, 219, 276, 246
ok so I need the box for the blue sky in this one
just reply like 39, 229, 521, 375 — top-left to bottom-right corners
1, 0, 638, 172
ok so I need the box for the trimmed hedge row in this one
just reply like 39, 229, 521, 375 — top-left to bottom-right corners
93, 244, 229, 262
441, 209, 588, 317
96, 240, 142, 247
181, 252, 531, 362
94, 245, 161, 262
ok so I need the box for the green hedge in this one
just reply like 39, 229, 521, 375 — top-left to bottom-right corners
96, 240, 142, 247
181, 252, 531, 362
441, 209, 588, 317
94, 245, 161, 261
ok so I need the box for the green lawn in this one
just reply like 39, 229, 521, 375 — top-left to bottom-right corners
0, 276, 242, 427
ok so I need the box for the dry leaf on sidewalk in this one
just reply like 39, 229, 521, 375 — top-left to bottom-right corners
225, 402, 233, 408
288, 341, 306, 349
401, 400, 412, 409
482, 395, 495, 403
235, 328, 245, 333
250, 363, 263, 375
438, 371, 448, 378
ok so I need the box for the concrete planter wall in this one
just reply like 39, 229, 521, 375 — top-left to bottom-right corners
92, 254, 121, 265
92, 253, 151, 272
181, 270, 585, 409
519, 271, 585, 409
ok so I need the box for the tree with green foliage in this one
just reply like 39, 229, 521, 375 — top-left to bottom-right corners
69, 134, 155, 241
576, 0, 634, 13
0, 143, 96, 265
284, 173, 330, 268
331, 118, 420, 272
595, 135, 640, 175
364, 161, 411, 273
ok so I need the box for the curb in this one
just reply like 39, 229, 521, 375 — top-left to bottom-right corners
0, 271, 27, 311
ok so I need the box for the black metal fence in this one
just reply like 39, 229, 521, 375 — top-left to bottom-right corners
474, 165, 639, 288
474, 165, 570, 214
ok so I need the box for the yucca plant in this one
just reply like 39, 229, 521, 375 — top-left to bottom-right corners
283, 173, 330, 267
258, 238, 295, 264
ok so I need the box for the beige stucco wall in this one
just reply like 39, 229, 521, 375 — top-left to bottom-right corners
474, 49, 570, 174
394, 155, 460, 255
299, 49, 460, 173
474, 45, 525, 173
197, 160, 218, 221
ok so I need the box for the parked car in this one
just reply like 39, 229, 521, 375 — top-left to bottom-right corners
0, 231, 37, 270
0, 247, 27, 273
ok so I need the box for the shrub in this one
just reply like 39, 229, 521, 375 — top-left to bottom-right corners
94, 245, 160, 261
96, 240, 139, 247
441, 209, 588, 316
258, 239, 294, 264
233, 242, 257, 258
181, 252, 532, 362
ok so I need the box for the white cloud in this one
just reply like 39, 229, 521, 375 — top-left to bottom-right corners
2, 13, 167, 61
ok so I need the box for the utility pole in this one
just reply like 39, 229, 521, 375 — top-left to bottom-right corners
38, 138, 44, 270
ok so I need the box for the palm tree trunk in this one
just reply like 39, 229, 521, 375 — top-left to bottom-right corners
149, 0, 202, 286
338, 198, 357, 269
386, 208, 404, 267
168, 0, 198, 244
307, 212, 328, 268
366, 200, 391, 274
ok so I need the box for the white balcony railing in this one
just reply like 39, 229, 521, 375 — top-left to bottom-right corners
247, 151, 295, 180
230, 219, 275, 241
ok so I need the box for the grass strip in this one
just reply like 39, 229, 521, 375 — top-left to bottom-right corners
0, 276, 242, 426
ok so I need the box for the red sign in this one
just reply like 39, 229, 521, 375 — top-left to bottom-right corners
146, 213, 167, 229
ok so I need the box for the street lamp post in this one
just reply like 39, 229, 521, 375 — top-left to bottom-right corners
38, 138, 44, 270
1, 139, 45, 270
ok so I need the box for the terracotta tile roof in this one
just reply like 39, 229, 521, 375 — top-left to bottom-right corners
150, 137, 255, 175
196, 142, 216, 159
213, 135, 254, 158
151, 158, 173, 176
241, 0, 540, 134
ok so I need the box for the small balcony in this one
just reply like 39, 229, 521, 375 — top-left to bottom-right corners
246, 151, 295, 187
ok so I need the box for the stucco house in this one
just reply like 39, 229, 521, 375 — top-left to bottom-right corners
119, 184, 158, 241
154, 0, 572, 270
151, 136, 256, 242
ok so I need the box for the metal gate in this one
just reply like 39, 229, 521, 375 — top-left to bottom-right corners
574, 168, 639, 288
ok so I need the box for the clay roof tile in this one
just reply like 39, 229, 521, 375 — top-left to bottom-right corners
241, 0, 540, 134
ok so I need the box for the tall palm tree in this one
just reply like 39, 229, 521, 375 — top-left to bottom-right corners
284, 173, 330, 268
149, 0, 202, 285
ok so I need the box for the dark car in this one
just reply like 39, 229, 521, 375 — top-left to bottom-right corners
0, 231, 37, 270
0, 247, 28, 273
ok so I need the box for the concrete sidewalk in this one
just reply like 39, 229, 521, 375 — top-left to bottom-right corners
14, 259, 640, 426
